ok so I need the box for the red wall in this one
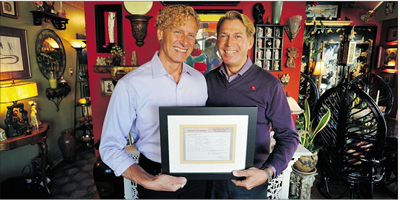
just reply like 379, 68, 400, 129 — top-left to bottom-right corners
84, 1, 307, 154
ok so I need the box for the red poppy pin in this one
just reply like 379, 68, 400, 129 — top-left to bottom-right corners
251, 85, 256, 91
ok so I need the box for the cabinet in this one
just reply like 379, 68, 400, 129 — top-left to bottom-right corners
74, 48, 94, 152
254, 25, 284, 71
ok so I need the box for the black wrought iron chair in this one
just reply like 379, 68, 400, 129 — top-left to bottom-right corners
350, 73, 394, 117
314, 83, 387, 199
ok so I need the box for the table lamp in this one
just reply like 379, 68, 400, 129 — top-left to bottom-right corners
286, 92, 304, 115
0, 81, 38, 137
313, 59, 327, 91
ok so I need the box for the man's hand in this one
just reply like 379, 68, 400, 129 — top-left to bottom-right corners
122, 164, 187, 192
231, 167, 269, 190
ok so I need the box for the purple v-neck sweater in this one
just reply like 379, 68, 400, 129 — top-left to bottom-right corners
205, 64, 299, 176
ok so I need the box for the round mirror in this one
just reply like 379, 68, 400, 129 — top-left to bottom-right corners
35, 29, 66, 80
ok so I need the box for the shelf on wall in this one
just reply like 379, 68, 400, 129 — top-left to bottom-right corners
93, 65, 139, 80
30, 11, 69, 30
305, 20, 353, 26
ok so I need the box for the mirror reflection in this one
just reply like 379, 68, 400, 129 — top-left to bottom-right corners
35, 29, 66, 80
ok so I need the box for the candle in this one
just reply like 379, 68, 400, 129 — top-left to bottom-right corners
60, 1, 62, 11
376, 90, 380, 105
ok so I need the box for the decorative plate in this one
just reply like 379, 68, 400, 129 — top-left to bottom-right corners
123, 1, 153, 15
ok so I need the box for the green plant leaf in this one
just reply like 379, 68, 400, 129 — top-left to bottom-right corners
312, 108, 331, 138
304, 99, 310, 132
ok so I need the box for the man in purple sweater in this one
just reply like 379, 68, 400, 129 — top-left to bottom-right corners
205, 11, 299, 198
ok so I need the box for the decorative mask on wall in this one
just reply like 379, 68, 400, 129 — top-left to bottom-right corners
284, 15, 302, 42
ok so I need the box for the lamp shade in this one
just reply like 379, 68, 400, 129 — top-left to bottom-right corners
69, 39, 87, 49
313, 60, 327, 76
286, 92, 304, 114
0, 82, 38, 103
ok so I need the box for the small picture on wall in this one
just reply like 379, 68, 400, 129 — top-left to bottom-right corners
384, 48, 397, 66
386, 26, 398, 42
101, 78, 115, 96
0, 1, 18, 19
381, 72, 396, 87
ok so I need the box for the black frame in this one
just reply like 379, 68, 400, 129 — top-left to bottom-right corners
0, 26, 31, 80
0, 1, 18, 19
386, 26, 398, 42
95, 4, 123, 53
159, 106, 257, 180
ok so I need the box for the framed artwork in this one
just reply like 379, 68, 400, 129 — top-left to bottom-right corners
185, 9, 241, 74
381, 72, 396, 87
100, 78, 115, 96
0, 1, 18, 19
95, 4, 123, 53
386, 26, 398, 42
159, 106, 257, 180
0, 26, 31, 81
306, 3, 341, 20
377, 46, 397, 68
321, 42, 340, 91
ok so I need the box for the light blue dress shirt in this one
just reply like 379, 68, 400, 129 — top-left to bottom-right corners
99, 52, 208, 176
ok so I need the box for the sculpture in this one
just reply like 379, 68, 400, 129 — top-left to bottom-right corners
29, 101, 42, 130
284, 15, 302, 42
286, 46, 299, 68
253, 3, 265, 24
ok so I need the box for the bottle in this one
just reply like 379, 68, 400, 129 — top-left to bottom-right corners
49, 70, 57, 89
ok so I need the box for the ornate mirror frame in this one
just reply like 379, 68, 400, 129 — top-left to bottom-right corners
35, 29, 66, 80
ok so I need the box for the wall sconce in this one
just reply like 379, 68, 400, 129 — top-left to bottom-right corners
313, 59, 327, 91
0, 81, 38, 137
284, 15, 302, 42
125, 15, 153, 47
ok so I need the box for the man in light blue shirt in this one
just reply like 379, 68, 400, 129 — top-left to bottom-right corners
99, 5, 208, 198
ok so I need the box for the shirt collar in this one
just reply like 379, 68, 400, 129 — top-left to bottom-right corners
151, 51, 191, 78
219, 57, 253, 77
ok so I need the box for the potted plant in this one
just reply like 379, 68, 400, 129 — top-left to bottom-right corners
294, 99, 331, 172
110, 45, 125, 66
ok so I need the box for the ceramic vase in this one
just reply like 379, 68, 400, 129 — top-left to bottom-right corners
93, 141, 124, 198
58, 129, 76, 162
293, 151, 319, 172
272, 1, 283, 25
266, 49, 272, 59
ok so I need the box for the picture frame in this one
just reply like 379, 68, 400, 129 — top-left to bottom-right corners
321, 41, 340, 91
95, 4, 123, 53
386, 26, 398, 42
100, 78, 115, 96
0, 1, 18, 19
159, 106, 257, 180
186, 9, 241, 74
0, 26, 31, 81
377, 46, 397, 68
306, 2, 341, 20
381, 72, 396, 87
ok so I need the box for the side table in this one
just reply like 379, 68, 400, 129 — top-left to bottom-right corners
0, 123, 50, 194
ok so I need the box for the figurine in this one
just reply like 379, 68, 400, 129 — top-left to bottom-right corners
275, 38, 281, 48
286, 46, 298, 68
255, 60, 262, 68
257, 38, 263, 48
265, 49, 272, 59
257, 27, 264, 37
273, 60, 280, 70
266, 28, 272, 37
29, 101, 42, 130
253, 3, 265, 24
275, 28, 281, 37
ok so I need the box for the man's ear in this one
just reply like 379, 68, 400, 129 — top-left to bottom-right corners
157, 28, 163, 41
248, 37, 254, 50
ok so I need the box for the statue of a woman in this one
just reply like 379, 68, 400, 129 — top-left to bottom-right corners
29, 101, 41, 129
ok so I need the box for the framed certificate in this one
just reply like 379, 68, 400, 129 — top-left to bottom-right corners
159, 106, 257, 180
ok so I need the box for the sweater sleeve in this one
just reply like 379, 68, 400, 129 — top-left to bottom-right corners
263, 83, 299, 176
